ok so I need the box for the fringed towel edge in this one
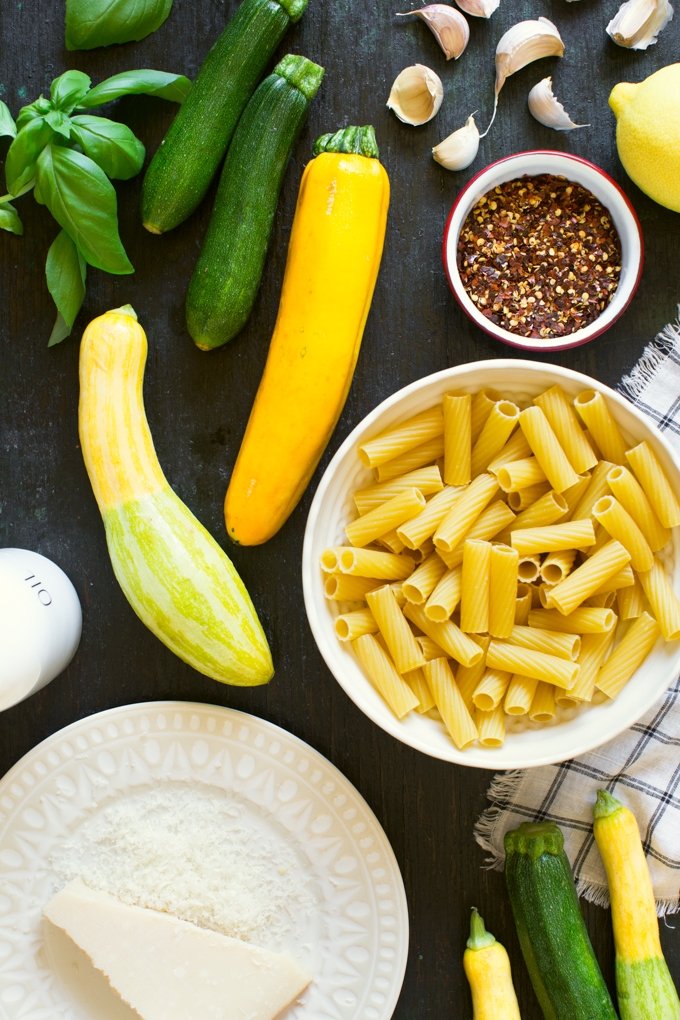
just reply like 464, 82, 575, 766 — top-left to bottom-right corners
473, 769, 525, 870
619, 307, 680, 402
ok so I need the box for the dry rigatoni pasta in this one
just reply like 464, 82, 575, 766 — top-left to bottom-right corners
585, 592, 617, 609
359, 406, 444, 468
519, 406, 581, 493
402, 551, 447, 605
487, 430, 533, 474
471, 388, 502, 443
470, 400, 520, 477
564, 629, 616, 703
486, 641, 579, 689
505, 674, 539, 715
422, 657, 478, 748
366, 585, 425, 674
591, 565, 635, 595
509, 624, 580, 661
338, 547, 415, 580
403, 667, 436, 713
626, 440, 680, 529
570, 459, 614, 521
514, 583, 533, 626
345, 488, 426, 547
460, 539, 491, 633
353, 467, 443, 515
559, 474, 593, 521
472, 669, 512, 711
417, 635, 449, 660
497, 457, 547, 493
353, 634, 420, 717
638, 557, 680, 641
596, 613, 661, 699
335, 608, 378, 641
374, 435, 445, 482
508, 482, 552, 512
501, 490, 568, 540
529, 682, 556, 722
541, 549, 576, 584
489, 544, 519, 639
378, 529, 405, 554
617, 573, 644, 620
404, 602, 483, 667
425, 565, 462, 622
606, 465, 671, 552
518, 555, 542, 583
592, 495, 654, 571
433, 473, 499, 552
455, 635, 490, 712
476, 704, 506, 747
397, 485, 462, 550
443, 393, 471, 486
528, 606, 616, 633
546, 540, 631, 615
534, 384, 599, 474
437, 501, 516, 570
573, 389, 628, 465
511, 520, 596, 556
325, 573, 379, 601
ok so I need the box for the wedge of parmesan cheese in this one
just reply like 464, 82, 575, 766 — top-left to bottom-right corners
43, 881, 312, 1020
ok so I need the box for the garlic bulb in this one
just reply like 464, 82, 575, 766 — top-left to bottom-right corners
397, 5, 470, 59
495, 18, 565, 97
528, 77, 589, 130
455, 0, 500, 18
387, 64, 444, 125
432, 114, 480, 170
606, 0, 673, 49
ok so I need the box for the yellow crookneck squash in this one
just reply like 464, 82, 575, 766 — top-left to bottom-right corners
79, 306, 273, 686
225, 125, 390, 545
463, 908, 522, 1020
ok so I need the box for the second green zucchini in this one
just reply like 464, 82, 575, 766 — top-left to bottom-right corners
186, 54, 324, 350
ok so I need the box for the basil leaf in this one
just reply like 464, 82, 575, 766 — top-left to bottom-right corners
36, 145, 133, 275
50, 70, 92, 113
0, 103, 17, 139
70, 115, 144, 180
45, 109, 72, 140
77, 70, 190, 109
46, 229, 87, 345
5, 117, 54, 194
0, 201, 23, 235
66, 0, 173, 50
16, 96, 52, 132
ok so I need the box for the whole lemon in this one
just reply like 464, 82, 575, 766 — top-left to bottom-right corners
609, 63, 680, 213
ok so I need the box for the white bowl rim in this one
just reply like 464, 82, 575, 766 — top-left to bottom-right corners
302, 359, 680, 769
442, 150, 644, 354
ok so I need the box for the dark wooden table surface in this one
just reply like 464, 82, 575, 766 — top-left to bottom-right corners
1, 0, 679, 1015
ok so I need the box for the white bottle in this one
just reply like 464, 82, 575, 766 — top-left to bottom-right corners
0, 548, 82, 711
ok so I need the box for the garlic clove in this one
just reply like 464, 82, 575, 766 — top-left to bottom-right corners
387, 64, 444, 125
432, 114, 480, 170
397, 5, 470, 59
606, 0, 673, 49
528, 77, 589, 131
495, 18, 565, 97
455, 0, 500, 18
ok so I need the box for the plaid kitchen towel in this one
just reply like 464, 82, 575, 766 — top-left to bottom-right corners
474, 309, 680, 914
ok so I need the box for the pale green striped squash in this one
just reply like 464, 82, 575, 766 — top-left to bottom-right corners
79, 306, 273, 686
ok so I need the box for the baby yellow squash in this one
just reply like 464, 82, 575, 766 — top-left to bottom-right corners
463, 908, 521, 1020
79, 306, 273, 685
594, 789, 680, 1020
225, 125, 390, 545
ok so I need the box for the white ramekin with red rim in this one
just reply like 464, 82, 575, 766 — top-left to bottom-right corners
442, 151, 644, 353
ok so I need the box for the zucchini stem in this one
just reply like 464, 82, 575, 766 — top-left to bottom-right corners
467, 908, 496, 951
594, 789, 623, 820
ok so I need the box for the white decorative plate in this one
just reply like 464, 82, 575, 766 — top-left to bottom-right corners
0, 702, 408, 1020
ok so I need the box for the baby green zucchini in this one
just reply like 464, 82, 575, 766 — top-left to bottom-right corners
186, 54, 324, 350
141, 0, 308, 234
504, 821, 618, 1020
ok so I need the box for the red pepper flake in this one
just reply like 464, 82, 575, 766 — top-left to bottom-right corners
456, 175, 622, 339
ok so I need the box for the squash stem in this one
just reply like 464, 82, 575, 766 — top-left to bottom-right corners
109, 304, 138, 320
467, 908, 496, 951
313, 125, 379, 159
594, 789, 623, 820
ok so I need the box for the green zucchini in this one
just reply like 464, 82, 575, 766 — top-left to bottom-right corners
186, 54, 324, 350
504, 821, 618, 1020
141, 0, 308, 235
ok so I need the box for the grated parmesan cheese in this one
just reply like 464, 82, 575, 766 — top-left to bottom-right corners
50, 785, 315, 947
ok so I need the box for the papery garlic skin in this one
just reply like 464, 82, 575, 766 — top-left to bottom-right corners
495, 18, 565, 97
397, 5, 470, 59
387, 64, 444, 125
528, 77, 589, 130
455, 0, 500, 18
606, 0, 673, 49
433, 115, 480, 169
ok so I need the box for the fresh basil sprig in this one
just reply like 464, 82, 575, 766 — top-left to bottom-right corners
66, 0, 174, 51
2, 67, 190, 344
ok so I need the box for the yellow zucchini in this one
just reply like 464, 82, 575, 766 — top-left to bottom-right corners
593, 789, 680, 1020
79, 306, 273, 685
225, 125, 390, 545
463, 908, 521, 1020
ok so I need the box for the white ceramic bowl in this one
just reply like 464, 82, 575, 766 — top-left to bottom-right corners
442, 151, 644, 353
302, 361, 680, 769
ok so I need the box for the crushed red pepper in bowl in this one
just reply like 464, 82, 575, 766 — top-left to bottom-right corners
456, 174, 622, 340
